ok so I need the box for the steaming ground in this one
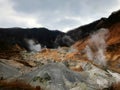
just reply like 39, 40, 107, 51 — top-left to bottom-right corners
1, 10, 120, 90
24, 38, 42, 52
0, 28, 120, 90
85, 28, 109, 67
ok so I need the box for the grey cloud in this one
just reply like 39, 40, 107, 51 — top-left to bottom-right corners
50, 18, 80, 30
12, 0, 118, 16
36, 15, 81, 31
0, 0, 119, 32
12, 0, 69, 13
12, 0, 119, 23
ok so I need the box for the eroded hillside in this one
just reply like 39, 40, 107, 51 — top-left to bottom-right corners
0, 10, 120, 90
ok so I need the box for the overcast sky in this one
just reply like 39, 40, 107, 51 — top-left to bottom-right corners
0, 0, 120, 32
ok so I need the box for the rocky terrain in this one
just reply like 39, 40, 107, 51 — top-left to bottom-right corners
0, 10, 120, 90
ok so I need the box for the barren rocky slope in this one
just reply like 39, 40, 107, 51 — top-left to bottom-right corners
0, 10, 120, 90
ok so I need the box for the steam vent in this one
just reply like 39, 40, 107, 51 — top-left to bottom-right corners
1, 9, 120, 90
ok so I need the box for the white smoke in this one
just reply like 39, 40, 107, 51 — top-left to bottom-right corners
85, 28, 109, 66
62, 35, 75, 46
25, 38, 41, 52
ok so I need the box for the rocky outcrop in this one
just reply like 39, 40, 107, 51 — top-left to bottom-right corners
0, 60, 20, 80
1, 62, 119, 90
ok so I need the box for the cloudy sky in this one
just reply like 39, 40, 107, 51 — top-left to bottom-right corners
0, 0, 120, 32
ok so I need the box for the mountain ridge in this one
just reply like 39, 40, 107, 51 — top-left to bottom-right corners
0, 10, 120, 52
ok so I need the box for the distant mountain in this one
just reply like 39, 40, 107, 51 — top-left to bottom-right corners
0, 10, 120, 52
55, 10, 120, 47
0, 27, 64, 51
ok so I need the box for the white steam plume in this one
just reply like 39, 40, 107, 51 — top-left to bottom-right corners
24, 38, 41, 52
85, 28, 109, 66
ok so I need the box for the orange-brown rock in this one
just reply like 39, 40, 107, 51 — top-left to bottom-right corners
0, 80, 42, 90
